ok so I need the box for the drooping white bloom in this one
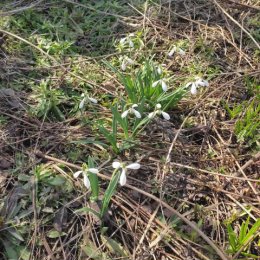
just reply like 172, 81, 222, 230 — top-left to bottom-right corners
148, 103, 170, 120
157, 66, 162, 75
112, 161, 141, 186
121, 104, 141, 119
73, 167, 99, 189
168, 46, 185, 57
185, 76, 209, 95
79, 93, 97, 109
120, 34, 135, 49
152, 79, 168, 92
121, 56, 134, 71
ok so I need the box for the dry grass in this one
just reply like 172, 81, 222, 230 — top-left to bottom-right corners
0, 1, 259, 260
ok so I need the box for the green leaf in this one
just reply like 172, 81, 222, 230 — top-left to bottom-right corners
87, 157, 99, 202
241, 218, 260, 245
239, 217, 250, 244
98, 124, 118, 153
81, 238, 111, 260
47, 176, 66, 186
47, 230, 67, 238
101, 235, 128, 257
18, 247, 30, 260
111, 105, 128, 138
1, 239, 19, 260
7, 228, 24, 242
100, 172, 120, 218
74, 207, 101, 219
227, 223, 237, 252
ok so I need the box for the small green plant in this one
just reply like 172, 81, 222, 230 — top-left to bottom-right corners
226, 217, 260, 258
0, 188, 30, 260
225, 92, 260, 146
74, 160, 140, 219
30, 80, 65, 120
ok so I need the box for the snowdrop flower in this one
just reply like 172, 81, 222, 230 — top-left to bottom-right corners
120, 56, 134, 71
73, 167, 99, 189
121, 104, 141, 119
168, 46, 185, 57
79, 93, 97, 109
157, 66, 162, 75
148, 103, 170, 120
152, 79, 168, 92
185, 76, 209, 95
112, 161, 140, 186
120, 34, 134, 48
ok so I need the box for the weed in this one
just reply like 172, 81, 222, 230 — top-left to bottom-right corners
226, 217, 260, 258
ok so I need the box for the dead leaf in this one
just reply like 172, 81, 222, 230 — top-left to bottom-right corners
53, 207, 68, 232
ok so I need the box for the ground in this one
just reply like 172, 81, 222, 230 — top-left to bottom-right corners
0, 1, 259, 260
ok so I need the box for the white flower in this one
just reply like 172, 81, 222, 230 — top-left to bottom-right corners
79, 93, 97, 109
152, 79, 168, 92
148, 103, 170, 120
121, 104, 141, 119
168, 46, 185, 57
112, 161, 140, 186
121, 56, 134, 71
157, 66, 162, 75
73, 167, 99, 189
185, 76, 209, 95
120, 35, 134, 48
129, 39, 134, 48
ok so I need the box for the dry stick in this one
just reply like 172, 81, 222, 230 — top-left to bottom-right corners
156, 2, 254, 67
226, 193, 256, 221
213, 126, 260, 203
133, 205, 159, 258
169, 161, 260, 183
241, 152, 260, 171
223, 0, 260, 11
0, 0, 45, 16
212, 0, 260, 51
35, 151, 229, 260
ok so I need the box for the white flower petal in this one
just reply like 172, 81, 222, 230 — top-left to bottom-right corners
132, 104, 138, 108
83, 174, 91, 189
126, 57, 134, 64
79, 98, 86, 109
119, 169, 127, 186
157, 67, 162, 75
152, 80, 160, 88
88, 168, 99, 174
81, 93, 85, 97
148, 112, 155, 119
156, 104, 162, 109
168, 47, 176, 57
133, 109, 141, 118
73, 170, 83, 178
203, 80, 209, 87
161, 80, 168, 92
121, 110, 129, 118
178, 48, 185, 55
197, 79, 209, 87
112, 161, 121, 169
121, 61, 127, 71
129, 40, 134, 48
126, 163, 140, 170
88, 97, 97, 104
161, 111, 170, 120
190, 83, 197, 95
185, 82, 192, 88
120, 38, 126, 44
